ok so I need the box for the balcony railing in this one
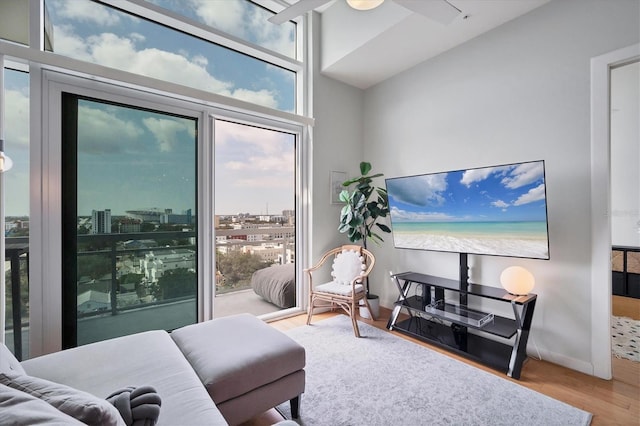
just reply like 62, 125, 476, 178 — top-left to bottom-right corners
5, 230, 293, 358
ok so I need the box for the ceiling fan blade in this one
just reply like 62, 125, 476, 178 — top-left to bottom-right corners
393, 0, 462, 25
268, 0, 334, 25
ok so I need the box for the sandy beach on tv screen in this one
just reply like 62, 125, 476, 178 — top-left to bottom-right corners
393, 232, 549, 259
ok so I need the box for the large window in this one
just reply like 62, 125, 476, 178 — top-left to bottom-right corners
0, 0, 309, 356
45, 0, 297, 112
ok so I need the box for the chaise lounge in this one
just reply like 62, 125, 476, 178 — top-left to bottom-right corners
0, 313, 305, 426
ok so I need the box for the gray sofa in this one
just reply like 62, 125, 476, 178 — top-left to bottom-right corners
0, 313, 305, 426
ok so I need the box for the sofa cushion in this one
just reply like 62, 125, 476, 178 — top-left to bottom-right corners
171, 314, 305, 404
0, 371, 124, 426
0, 383, 85, 425
0, 343, 26, 375
21, 330, 227, 426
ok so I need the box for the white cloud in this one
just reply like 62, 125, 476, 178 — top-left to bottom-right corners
143, 117, 195, 152
387, 174, 448, 207
460, 167, 494, 187
188, 0, 295, 58
502, 161, 544, 189
513, 183, 546, 206
77, 104, 144, 154
390, 206, 453, 222
216, 120, 291, 155
51, 20, 280, 109
214, 120, 294, 195
189, 0, 245, 36
230, 88, 278, 110
56, 0, 123, 26
492, 200, 509, 208
234, 174, 292, 189
53, 24, 95, 62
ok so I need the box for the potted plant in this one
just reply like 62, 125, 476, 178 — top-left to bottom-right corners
338, 161, 391, 318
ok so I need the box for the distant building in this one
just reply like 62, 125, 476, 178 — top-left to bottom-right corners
91, 209, 111, 234
122, 239, 157, 249
5, 219, 29, 233
125, 208, 168, 222
249, 244, 294, 264
161, 208, 193, 225
117, 217, 142, 233
141, 249, 196, 283
77, 290, 110, 313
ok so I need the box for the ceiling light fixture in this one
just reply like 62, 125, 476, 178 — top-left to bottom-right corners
346, 0, 385, 11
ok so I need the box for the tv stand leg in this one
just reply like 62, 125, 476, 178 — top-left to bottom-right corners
387, 304, 402, 330
507, 298, 536, 379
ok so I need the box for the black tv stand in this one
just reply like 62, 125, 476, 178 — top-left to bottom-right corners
387, 270, 537, 379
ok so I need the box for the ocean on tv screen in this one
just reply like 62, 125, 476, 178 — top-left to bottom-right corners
391, 221, 549, 259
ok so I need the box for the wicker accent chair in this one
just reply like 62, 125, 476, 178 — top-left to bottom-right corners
305, 245, 376, 337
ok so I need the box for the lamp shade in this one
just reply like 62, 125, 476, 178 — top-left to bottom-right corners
500, 266, 535, 296
346, 0, 384, 11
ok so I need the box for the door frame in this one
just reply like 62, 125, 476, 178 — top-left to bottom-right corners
31, 70, 211, 355
590, 43, 640, 379
31, 69, 308, 356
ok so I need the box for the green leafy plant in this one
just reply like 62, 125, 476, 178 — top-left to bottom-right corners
338, 161, 391, 250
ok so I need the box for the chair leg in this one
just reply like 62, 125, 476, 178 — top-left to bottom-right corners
306, 296, 314, 325
351, 299, 361, 337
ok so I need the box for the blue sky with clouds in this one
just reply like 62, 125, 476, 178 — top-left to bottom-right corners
386, 161, 548, 223
45, 0, 296, 111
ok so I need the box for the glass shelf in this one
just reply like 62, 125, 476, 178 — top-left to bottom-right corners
424, 300, 494, 328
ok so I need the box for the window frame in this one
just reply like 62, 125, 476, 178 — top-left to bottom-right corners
33, 69, 308, 355
1, 0, 313, 357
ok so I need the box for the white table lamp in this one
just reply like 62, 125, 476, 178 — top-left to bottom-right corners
500, 266, 535, 296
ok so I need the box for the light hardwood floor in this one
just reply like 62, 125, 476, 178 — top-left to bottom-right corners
242, 302, 640, 426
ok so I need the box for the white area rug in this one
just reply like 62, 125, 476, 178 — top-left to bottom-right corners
612, 315, 640, 362
279, 315, 592, 426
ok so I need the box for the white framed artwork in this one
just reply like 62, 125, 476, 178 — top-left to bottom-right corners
330, 171, 347, 204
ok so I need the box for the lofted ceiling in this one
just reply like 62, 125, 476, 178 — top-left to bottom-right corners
317, 0, 552, 89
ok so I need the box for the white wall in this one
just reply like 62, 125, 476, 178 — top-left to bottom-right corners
358, 0, 640, 375
611, 61, 640, 247
311, 13, 365, 265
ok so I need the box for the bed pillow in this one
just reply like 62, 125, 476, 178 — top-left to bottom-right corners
0, 371, 125, 426
0, 383, 85, 425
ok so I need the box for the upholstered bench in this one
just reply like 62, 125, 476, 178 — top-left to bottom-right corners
170, 313, 305, 426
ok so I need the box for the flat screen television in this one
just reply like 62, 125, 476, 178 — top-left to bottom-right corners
385, 160, 550, 260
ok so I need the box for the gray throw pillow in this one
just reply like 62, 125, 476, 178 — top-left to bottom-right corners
0, 383, 85, 425
106, 385, 162, 426
0, 372, 125, 426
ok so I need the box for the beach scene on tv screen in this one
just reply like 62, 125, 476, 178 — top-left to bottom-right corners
386, 161, 550, 259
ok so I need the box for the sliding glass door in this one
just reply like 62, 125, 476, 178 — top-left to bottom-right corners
60, 93, 198, 347
32, 71, 305, 354
213, 120, 296, 318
